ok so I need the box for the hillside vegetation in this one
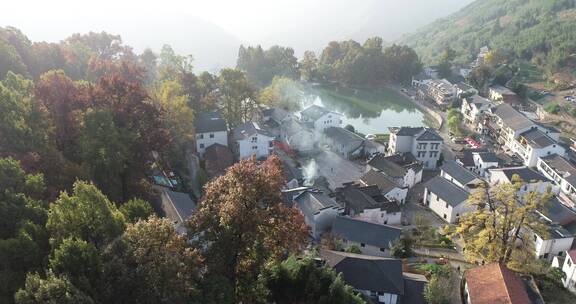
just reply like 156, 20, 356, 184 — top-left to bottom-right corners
402, 0, 576, 74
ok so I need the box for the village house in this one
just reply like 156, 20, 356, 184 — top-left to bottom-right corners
334, 184, 401, 225
194, 112, 228, 157
553, 249, 576, 293
515, 128, 565, 167
366, 153, 423, 189
293, 189, 343, 240
424, 176, 473, 223
488, 166, 558, 196
440, 161, 485, 191
299, 105, 343, 132
359, 169, 408, 204
471, 151, 500, 177
488, 85, 521, 104
232, 122, 275, 160
455, 82, 479, 99
533, 197, 576, 261
474, 46, 490, 67
280, 119, 316, 153
203, 143, 234, 179
331, 216, 401, 257
321, 250, 427, 304
537, 154, 576, 207
461, 94, 492, 130
388, 127, 443, 169
322, 127, 365, 159
421, 78, 457, 107
464, 263, 539, 304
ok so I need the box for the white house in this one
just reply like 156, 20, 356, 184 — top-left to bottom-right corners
232, 122, 275, 160
335, 184, 401, 226
424, 176, 473, 224
537, 154, 576, 207
514, 128, 565, 167
359, 170, 408, 204
470, 151, 499, 178
553, 250, 576, 293
534, 226, 574, 261
300, 105, 343, 132
322, 127, 365, 159
489, 166, 559, 196
280, 119, 315, 153
331, 216, 401, 257
366, 153, 423, 189
488, 85, 520, 104
421, 79, 457, 107
461, 94, 492, 127
194, 112, 228, 156
440, 161, 484, 191
388, 127, 443, 169
293, 189, 343, 240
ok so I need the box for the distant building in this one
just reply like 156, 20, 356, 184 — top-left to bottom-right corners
424, 176, 473, 223
533, 197, 576, 261
440, 161, 484, 191
464, 263, 538, 304
300, 105, 343, 132
335, 184, 401, 225
388, 127, 443, 169
293, 189, 343, 239
488, 85, 520, 104
421, 79, 457, 107
489, 166, 558, 196
322, 127, 365, 159
471, 152, 500, 177
537, 154, 576, 207
195, 112, 228, 156
321, 250, 427, 304
461, 95, 492, 129
331, 216, 401, 257
232, 122, 275, 160
553, 249, 576, 294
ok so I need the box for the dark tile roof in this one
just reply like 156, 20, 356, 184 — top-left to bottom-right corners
232, 122, 273, 141
458, 148, 488, 167
465, 263, 531, 304
360, 170, 401, 194
425, 176, 469, 207
540, 154, 576, 179
195, 112, 227, 133
492, 104, 534, 131
293, 190, 340, 219
466, 94, 491, 107
332, 216, 401, 249
300, 105, 331, 121
441, 160, 480, 185
519, 128, 557, 149
262, 107, 291, 124
416, 129, 443, 141
204, 143, 234, 178
335, 184, 400, 215
389, 127, 424, 136
321, 250, 404, 294
538, 196, 576, 226
495, 167, 548, 183
324, 127, 364, 147
368, 154, 408, 177
402, 273, 428, 304
165, 190, 197, 222
477, 152, 499, 163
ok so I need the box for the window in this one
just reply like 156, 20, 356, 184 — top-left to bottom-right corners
269, 141, 273, 148
251, 137, 257, 142
209, 133, 214, 138
252, 146, 258, 150
568, 258, 572, 267
417, 151, 426, 157
380, 248, 385, 252
199, 143, 205, 149
431, 143, 439, 150
443, 214, 447, 219
417, 143, 428, 150
360, 243, 365, 248
199, 134, 204, 139
559, 251, 564, 257
445, 202, 449, 208
430, 151, 438, 158
544, 253, 549, 259
384, 220, 388, 224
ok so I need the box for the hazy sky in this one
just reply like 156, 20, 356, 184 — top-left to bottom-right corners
3, 0, 475, 70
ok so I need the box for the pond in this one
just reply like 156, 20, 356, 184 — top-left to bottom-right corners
302, 85, 432, 135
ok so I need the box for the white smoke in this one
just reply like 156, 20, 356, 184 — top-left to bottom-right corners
302, 159, 318, 186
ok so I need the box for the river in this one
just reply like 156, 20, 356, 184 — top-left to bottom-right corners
302, 85, 432, 135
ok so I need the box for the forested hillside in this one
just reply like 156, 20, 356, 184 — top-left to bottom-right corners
401, 0, 576, 74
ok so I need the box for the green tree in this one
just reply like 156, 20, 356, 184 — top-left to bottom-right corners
299, 51, 318, 82
390, 236, 414, 258
49, 238, 101, 297
468, 65, 493, 94
261, 256, 365, 304
118, 198, 154, 223
452, 177, 552, 264
157, 44, 193, 81
187, 156, 309, 303
437, 47, 456, 79
101, 216, 201, 304
217, 68, 257, 126
447, 108, 463, 135
258, 76, 302, 112
47, 181, 125, 248
423, 275, 452, 304
14, 272, 94, 304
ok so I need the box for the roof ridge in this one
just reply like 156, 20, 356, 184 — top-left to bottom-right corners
497, 263, 516, 304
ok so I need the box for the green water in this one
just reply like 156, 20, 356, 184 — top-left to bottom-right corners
303, 85, 431, 135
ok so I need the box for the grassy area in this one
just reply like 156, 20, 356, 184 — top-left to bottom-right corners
514, 61, 545, 84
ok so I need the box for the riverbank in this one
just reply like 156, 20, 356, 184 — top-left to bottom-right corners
387, 84, 444, 130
